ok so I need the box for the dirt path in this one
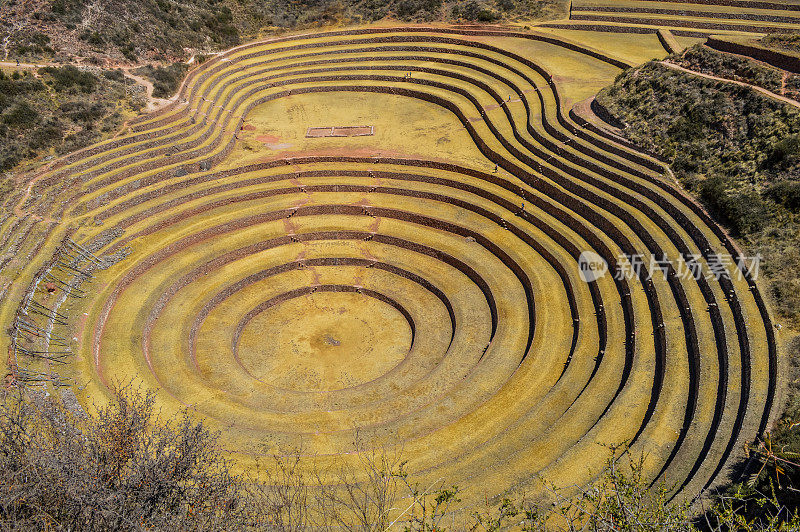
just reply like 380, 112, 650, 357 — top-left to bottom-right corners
13, 176, 52, 221
0, 60, 175, 113
4, 60, 178, 222
121, 67, 176, 112
0, 60, 56, 70
661, 61, 800, 109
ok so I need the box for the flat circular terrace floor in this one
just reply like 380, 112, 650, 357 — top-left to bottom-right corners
4, 27, 779, 508
236, 291, 412, 391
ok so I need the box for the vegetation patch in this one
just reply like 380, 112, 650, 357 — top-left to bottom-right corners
132, 63, 190, 98
761, 33, 800, 55
672, 44, 800, 101
598, 60, 800, 325
0, 66, 141, 172
0, 0, 567, 64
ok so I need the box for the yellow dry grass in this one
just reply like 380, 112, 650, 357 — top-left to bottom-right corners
0, 24, 782, 510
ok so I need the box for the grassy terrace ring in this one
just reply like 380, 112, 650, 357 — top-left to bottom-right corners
0, 26, 781, 508
548, 0, 800, 36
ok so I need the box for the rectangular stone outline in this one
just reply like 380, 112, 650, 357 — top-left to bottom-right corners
305, 126, 375, 137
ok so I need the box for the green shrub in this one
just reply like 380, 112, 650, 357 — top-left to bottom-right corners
39, 65, 97, 93
765, 180, 800, 211
79, 29, 104, 46
2, 102, 39, 127
59, 100, 107, 122
761, 33, 800, 54
395, 0, 442, 18
0, 63, 130, 172
700, 177, 770, 235
673, 44, 788, 94
452, 0, 498, 20
102, 69, 126, 82
766, 134, 800, 170
50, 0, 85, 19
28, 120, 64, 149
132, 63, 189, 98
0, 73, 46, 101
121, 45, 137, 61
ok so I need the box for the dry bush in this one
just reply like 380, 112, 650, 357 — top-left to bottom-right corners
313, 444, 402, 532
0, 384, 256, 531
544, 451, 695, 532
2, 386, 798, 531
249, 454, 312, 531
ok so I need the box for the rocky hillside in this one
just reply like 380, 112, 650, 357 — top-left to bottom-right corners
0, 65, 140, 174
0, 0, 566, 65
597, 60, 800, 324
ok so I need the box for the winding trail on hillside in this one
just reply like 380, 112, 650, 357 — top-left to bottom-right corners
661, 60, 800, 108
121, 68, 176, 112
0, 60, 51, 69
0, 60, 176, 112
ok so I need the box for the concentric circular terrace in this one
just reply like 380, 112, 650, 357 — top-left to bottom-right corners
1, 26, 779, 505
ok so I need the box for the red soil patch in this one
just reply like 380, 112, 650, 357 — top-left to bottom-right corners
283, 216, 305, 237
350, 197, 372, 207
256, 134, 282, 143
242, 124, 256, 131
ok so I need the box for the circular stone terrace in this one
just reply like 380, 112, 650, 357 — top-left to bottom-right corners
0, 25, 780, 507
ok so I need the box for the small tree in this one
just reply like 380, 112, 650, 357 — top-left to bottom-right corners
314, 439, 403, 531
250, 453, 311, 531
524, 444, 695, 532
0, 383, 256, 531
